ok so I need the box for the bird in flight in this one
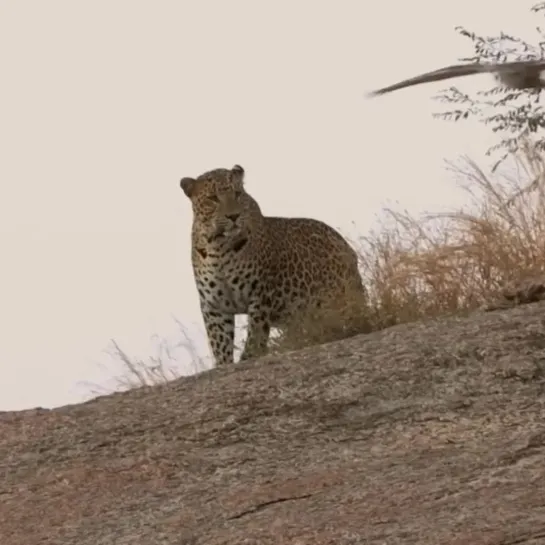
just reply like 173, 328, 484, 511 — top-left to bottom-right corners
367, 59, 545, 97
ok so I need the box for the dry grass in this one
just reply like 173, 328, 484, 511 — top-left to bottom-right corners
269, 285, 373, 355
90, 318, 209, 395
107, 141, 545, 385
273, 139, 545, 352
354, 139, 545, 330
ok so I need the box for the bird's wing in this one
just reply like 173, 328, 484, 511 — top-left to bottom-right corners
366, 63, 489, 98
367, 60, 545, 98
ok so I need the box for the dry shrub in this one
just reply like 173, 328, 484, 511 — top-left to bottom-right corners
357, 139, 545, 330
269, 284, 373, 355
273, 140, 545, 354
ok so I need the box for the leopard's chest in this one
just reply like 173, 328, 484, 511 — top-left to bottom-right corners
193, 254, 259, 314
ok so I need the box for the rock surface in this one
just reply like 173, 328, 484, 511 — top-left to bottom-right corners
3, 302, 545, 544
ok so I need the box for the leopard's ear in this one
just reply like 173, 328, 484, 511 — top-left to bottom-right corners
231, 164, 245, 183
180, 177, 197, 198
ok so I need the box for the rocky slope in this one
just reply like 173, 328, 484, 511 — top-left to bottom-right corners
3, 302, 545, 544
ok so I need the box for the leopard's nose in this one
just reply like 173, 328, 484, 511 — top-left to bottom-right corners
226, 213, 240, 222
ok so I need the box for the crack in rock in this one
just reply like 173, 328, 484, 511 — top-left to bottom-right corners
227, 493, 314, 520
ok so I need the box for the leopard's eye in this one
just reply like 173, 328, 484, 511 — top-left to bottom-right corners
208, 194, 220, 203
234, 190, 242, 199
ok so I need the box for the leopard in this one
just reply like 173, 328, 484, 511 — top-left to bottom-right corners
179, 164, 369, 366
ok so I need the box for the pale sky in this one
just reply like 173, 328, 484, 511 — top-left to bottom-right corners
0, 0, 540, 410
